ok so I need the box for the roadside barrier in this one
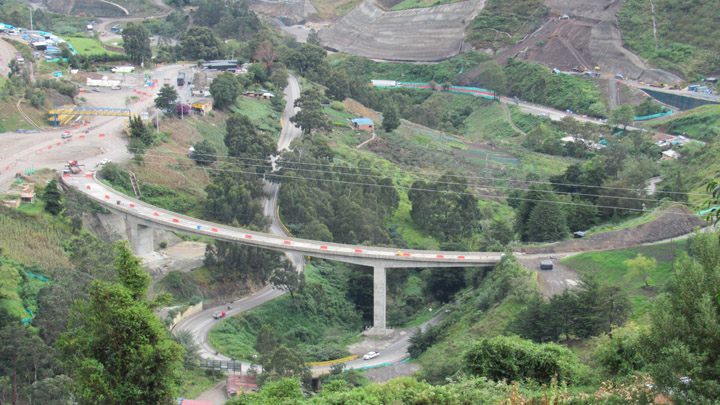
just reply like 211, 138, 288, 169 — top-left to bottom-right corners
308, 355, 359, 367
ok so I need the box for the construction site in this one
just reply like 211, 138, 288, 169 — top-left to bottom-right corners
314, 0, 681, 84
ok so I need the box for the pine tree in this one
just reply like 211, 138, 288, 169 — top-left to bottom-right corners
382, 104, 400, 132
526, 196, 568, 242
41, 178, 63, 216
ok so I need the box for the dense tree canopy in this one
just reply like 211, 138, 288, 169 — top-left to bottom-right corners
381, 103, 400, 132
224, 113, 276, 160
59, 244, 184, 404
190, 140, 217, 165
178, 26, 224, 61
209, 72, 241, 110
203, 162, 266, 227
464, 335, 583, 384
41, 178, 63, 216
277, 139, 399, 245
641, 232, 720, 401
408, 173, 482, 243
290, 88, 331, 136
121, 23, 151, 65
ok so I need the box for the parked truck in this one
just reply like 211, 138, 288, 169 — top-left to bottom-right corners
111, 66, 135, 73
177, 72, 185, 86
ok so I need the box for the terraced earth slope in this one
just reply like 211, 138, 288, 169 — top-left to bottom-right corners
319, 0, 486, 62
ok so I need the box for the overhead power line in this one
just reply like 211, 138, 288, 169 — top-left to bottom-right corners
134, 150, 708, 205
131, 147, 710, 198
129, 159, 704, 218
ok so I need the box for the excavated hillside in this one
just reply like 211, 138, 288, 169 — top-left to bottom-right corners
492, 0, 681, 83
319, 0, 680, 83
319, 0, 486, 62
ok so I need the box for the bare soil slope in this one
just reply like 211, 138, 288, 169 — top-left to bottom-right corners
515, 205, 703, 255
319, 0, 486, 61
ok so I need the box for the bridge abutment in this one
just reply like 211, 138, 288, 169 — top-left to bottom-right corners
127, 217, 154, 256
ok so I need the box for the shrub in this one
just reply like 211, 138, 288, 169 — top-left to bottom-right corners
463, 335, 583, 384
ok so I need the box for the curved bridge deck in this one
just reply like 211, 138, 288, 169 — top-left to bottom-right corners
62, 174, 503, 268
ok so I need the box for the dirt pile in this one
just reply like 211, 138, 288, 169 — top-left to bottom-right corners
515, 204, 704, 255
318, 0, 486, 62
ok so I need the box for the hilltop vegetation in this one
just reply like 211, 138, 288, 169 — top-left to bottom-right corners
466, 0, 546, 52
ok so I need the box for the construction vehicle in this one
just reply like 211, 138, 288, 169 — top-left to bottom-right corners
66, 160, 83, 174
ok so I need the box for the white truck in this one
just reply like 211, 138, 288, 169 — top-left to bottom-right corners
111, 66, 135, 73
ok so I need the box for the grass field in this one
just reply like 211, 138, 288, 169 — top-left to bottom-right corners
65, 37, 123, 56
464, 103, 519, 142
562, 239, 689, 319
229, 96, 281, 136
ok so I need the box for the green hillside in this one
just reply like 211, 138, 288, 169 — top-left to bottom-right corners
618, 0, 720, 78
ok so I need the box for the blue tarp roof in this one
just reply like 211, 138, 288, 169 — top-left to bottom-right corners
352, 118, 374, 126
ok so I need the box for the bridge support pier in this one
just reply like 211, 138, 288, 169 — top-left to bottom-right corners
127, 218, 154, 256
370, 265, 387, 335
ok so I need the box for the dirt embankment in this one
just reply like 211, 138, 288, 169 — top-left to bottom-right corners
515, 204, 704, 255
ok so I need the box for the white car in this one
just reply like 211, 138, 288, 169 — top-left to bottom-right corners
363, 351, 379, 360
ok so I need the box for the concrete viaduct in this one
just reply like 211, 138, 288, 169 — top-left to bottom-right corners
62, 175, 503, 333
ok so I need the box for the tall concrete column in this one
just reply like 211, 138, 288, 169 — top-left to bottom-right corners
127, 218, 154, 256
373, 265, 387, 334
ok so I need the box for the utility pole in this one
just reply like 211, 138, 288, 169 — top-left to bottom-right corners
29, 7, 33, 31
